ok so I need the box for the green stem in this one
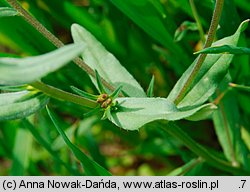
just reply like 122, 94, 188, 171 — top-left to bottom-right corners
174, 0, 224, 104
30, 81, 97, 109
189, 0, 205, 44
162, 122, 249, 175
6, 0, 115, 93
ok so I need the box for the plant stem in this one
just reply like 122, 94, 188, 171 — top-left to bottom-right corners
162, 122, 249, 175
174, 0, 224, 105
6, 0, 115, 93
189, 0, 205, 44
30, 81, 97, 108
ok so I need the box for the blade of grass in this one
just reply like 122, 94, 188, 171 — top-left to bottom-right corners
22, 119, 81, 175
162, 122, 250, 175
10, 127, 32, 175
46, 106, 111, 176
168, 157, 204, 176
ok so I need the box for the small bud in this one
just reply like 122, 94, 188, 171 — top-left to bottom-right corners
106, 98, 112, 105
101, 102, 107, 108
97, 94, 108, 103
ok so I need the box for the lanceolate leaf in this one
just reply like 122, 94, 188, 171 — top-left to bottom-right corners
71, 24, 146, 97
0, 43, 85, 85
0, 7, 18, 17
167, 20, 249, 108
46, 107, 111, 176
109, 97, 216, 130
196, 45, 250, 55
0, 91, 49, 121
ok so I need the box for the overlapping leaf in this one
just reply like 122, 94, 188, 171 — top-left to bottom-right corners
0, 91, 49, 121
47, 107, 111, 176
108, 97, 216, 130
71, 24, 146, 97
196, 45, 250, 55
0, 43, 85, 85
0, 7, 18, 17
167, 20, 249, 108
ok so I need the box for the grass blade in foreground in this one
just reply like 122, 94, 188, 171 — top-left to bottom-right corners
0, 43, 85, 85
10, 127, 32, 175
22, 119, 81, 175
0, 91, 49, 121
163, 122, 250, 175
195, 45, 250, 55
0, 7, 18, 17
46, 107, 111, 176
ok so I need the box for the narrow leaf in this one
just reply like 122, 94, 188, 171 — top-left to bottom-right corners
213, 78, 250, 170
0, 43, 85, 85
174, 21, 198, 42
229, 83, 250, 93
0, 91, 49, 121
185, 103, 217, 121
0, 7, 18, 17
195, 45, 250, 55
168, 158, 203, 176
46, 107, 111, 176
22, 119, 80, 175
147, 76, 155, 97
71, 86, 98, 101
95, 70, 106, 94
71, 24, 146, 97
11, 128, 32, 175
167, 20, 249, 108
109, 85, 123, 99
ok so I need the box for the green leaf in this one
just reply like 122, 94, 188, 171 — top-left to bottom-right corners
95, 70, 106, 94
46, 107, 111, 176
110, 85, 123, 99
71, 86, 98, 101
71, 24, 146, 97
10, 127, 32, 175
22, 119, 80, 175
0, 43, 85, 85
0, 7, 18, 17
147, 76, 155, 97
212, 78, 250, 170
229, 83, 250, 93
167, 20, 249, 108
110, 0, 190, 72
174, 21, 198, 42
108, 97, 216, 130
0, 91, 49, 121
196, 45, 250, 55
167, 158, 203, 176
185, 103, 217, 121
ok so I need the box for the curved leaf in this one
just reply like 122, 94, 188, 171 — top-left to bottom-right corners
0, 91, 49, 121
0, 7, 18, 17
0, 43, 85, 85
109, 97, 216, 130
71, 24, 146, 97
47, 107, 111, 176
196, 45, 250, 55
167, 20, 249, 108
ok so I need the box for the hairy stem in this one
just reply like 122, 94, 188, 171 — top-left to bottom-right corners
6, 0, 115, 93
174, 0, 224, 104
30, 81, 97, 108
163, 122, 249, 175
